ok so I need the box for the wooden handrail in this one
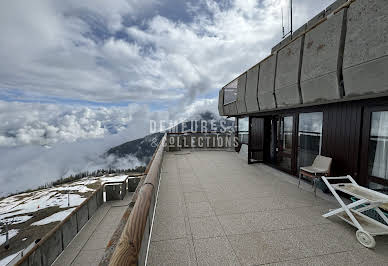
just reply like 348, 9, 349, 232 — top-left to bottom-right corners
109, 133, 166, 266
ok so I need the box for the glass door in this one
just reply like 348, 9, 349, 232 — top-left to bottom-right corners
276, 115, 295, 173
360, 107, 388, 191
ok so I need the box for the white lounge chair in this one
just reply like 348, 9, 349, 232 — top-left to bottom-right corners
298, 155, 332, 196
322, 175, 388, 248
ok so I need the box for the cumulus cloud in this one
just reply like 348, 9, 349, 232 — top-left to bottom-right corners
0, 98, 220, 195
0, 0, 334, 105
0, 0, 336, 195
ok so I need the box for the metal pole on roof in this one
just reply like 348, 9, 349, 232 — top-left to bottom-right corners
290, 0, 293, 38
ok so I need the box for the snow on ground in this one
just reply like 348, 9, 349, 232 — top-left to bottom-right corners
0, 192, 85, 221
0, 174, 130, 242
31, 208, 76, 226
1, 216, 32, 225
0, 229, 18, 246
100, 175, 128, 183
0, 251, 20, 266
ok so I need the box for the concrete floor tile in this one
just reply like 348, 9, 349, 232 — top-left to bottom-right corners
189, 216, 225, 239
184, 191, 209, 203
217, 214, 253, 235
186, 202, 215, 217
228, 231, 307, 265
152, 216, 190, 241
148, 238, 196, 266
194, 237, 241, 266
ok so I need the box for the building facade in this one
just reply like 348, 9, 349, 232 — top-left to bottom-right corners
218, 0, 388, 191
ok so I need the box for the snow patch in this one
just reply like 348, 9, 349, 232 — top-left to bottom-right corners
0, 229, 18, 246
31, 208, 76, 226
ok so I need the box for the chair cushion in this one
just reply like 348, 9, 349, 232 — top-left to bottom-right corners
300, 166, 327, 174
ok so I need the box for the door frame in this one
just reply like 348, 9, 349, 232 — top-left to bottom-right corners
359, 105, 388, 187
264, 113, 299, 175
248, 116, 264, 164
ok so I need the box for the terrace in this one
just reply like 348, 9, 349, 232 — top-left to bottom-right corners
146, 150, 387, 265
109, 133, 387, 265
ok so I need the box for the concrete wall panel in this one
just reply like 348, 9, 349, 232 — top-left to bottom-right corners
128, 177, 141, 192
62, 214, 77, 248
258, 55, 277, 110
76, 204, 89, 231
236, 73, 247, 114
301, 10, 345, 103
28, 247, 42, 266
218, 89, 224, 116
87, 194, 98, 218
245, 65, 260, 113
41, 230, 62, 266
96, 188, 103, 207
275, 36, 303, 107
343, 0, 388, 97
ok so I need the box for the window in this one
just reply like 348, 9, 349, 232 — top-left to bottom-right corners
223, 79, 238, 105
368, 111, 388, 182
238, 117, 249, 144
298, 112, 323, 169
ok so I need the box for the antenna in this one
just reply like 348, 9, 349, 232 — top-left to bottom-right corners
281, 0, 293, 39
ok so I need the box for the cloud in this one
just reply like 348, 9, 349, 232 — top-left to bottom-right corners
0, 98, 221, 195
0, 0, 334, 105
0, 0, 336, 195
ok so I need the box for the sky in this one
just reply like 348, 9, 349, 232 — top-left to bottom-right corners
0, 0, 335, 194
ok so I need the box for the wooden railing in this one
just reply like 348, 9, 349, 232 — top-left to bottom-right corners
109, 133, 167, 266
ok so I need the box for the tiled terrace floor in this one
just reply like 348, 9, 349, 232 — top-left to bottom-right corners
148, 151, 388, 266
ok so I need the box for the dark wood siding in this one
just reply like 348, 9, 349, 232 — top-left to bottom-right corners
321, 101, 363, 182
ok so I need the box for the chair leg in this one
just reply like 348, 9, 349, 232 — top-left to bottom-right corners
314, 178, 317, 198
298, 173, 301, 188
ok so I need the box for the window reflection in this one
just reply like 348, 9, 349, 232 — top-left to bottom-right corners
368, 111, 388, 181
238, 117, 249, 144
223, 79, 238, 105
298, 112, 323, 169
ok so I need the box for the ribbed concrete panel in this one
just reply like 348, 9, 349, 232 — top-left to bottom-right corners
245, 65, 259, 113
301, 10, 345, 104
218, 89, 224, 116
223, 102, 238, 116
275, 36, 303, 107
257, 55, 276, 110
343, 0, 388, 97
236, 73, 247, 114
